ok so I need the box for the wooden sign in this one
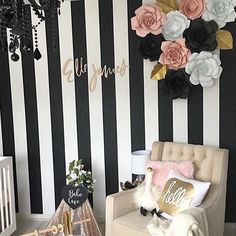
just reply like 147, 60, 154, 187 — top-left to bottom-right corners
62, 57, 129, 92
61, 185, 88, 210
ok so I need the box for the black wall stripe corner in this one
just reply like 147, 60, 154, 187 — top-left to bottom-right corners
99, 0, 119, 195
158, 81, 173, 142
0, 30, 18, 212
188, 85, 203, 145
70, 0, 93, 204
220, 22, 236, 222
127, 0, 146, 152
21, 5, 42, 214
45, 14, 66, 208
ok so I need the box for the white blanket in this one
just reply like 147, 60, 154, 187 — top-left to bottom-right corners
147, 207, 209, 236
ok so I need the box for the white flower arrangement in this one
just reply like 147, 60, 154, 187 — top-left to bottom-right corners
185, 51, 223, 87
202, 0, 236, 28
66, 159, 95, 193
163, 11, 190, 41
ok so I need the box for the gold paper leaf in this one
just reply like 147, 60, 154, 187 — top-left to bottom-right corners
156, 0, 179, 14
151, 64, 168, 80
216, 30, 233, 50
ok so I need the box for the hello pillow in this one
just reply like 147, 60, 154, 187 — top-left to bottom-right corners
146, 160, 194, 189
158, 169, 211, 219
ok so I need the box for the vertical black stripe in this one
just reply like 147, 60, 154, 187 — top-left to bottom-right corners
21, 6, 42, 213
0, 30, 18, 212
45, 14, 66, 208
99, 0, 119, 195
127, 0, 145, 152
158, 83, 173, 141
188, 86, 203, 144
71, 0, 93, 204
220, 22, 236, 222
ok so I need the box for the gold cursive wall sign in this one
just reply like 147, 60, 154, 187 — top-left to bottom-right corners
62, 57, 129, 92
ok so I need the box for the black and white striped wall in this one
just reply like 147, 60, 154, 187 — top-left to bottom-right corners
0, 0, 236, 222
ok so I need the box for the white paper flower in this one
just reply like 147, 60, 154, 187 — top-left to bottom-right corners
202, 0, 236, 28
162, 11, 190, 41
185, 51, 223, 87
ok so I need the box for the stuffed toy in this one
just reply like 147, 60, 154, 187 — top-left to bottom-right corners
134, 167, 161, 216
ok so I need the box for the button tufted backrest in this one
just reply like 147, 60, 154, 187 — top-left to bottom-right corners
151, 141, 228, 183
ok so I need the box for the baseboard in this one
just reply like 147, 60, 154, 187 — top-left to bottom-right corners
16, 213, 53, 221
95, 216, 105, 224
224, 223, 236, 230
17, 213, 105, 224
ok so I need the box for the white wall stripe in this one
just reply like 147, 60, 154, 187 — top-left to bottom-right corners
203, 50, 220, 147
143, 0, 159, 150
84, 0, 106, 218
7, 30, 31, 214
31, 12, 55, 214
58, 2, 78, 173
144, 60, 159, 149
0, 112, 3, 156
113, 0, 132, 185
173, 99, 188, 143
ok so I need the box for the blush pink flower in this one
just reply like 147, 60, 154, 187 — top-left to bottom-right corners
131, 4, 166, 37
179, 0, 206, 20
159, 38, 191, 70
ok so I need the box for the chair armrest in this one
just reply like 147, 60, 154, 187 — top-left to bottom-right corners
106, 189, 138, 236
106, 188, 138, 220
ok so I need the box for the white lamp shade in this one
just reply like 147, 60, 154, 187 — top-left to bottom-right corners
131, 150, 151, 175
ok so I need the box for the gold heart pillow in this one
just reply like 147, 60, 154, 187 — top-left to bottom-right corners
158, 169, 211, 219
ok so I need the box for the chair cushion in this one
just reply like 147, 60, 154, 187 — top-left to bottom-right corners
146, 160, 194, 189
111, 210, 151, 236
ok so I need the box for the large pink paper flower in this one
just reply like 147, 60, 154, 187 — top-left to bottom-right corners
179, 0, 205, 20
131, 4, 166, 37
159, 38, 191, 70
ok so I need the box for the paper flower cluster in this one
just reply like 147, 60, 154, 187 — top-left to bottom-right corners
131, 0, 235, 100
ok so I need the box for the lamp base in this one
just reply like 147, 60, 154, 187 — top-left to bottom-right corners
132, 174, 145, 184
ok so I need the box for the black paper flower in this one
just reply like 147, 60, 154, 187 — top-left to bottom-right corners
139, 33, 164, 62
160, 69, 192, 100
183, 18, 218, 53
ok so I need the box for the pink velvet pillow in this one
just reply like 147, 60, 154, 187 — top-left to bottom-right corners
146, 160, 194, 190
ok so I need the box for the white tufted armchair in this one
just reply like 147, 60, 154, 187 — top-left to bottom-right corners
106, 141, 229, 236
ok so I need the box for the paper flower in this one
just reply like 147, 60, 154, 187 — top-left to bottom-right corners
160, 69, 192, 100
131, 4, 166, 37
159, 38, 191, 70
185, 51, 223, 87
183, 18, 218, 53
179, 0, 206, 20
139, 34, 164, 61
202, 0, 236, 28
162, 11, 190, 41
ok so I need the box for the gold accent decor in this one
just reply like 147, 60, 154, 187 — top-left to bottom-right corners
151, 64, 168, 80
156, 0, 179, 14
216, 30, 233, 50
159, 178, 195, 216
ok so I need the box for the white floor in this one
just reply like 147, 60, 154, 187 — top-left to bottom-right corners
12, 219, 235, 236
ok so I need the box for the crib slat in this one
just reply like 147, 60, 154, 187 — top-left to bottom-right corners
6, 165, 13, 225
3, 167, 9, 227
0, 157, 16, 236
0, 168, 5, 232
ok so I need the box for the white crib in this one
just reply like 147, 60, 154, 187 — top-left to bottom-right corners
0, 157, 16, 236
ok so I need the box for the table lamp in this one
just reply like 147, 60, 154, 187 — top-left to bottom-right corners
131, 150, 151, 183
